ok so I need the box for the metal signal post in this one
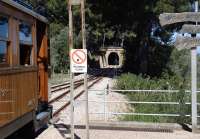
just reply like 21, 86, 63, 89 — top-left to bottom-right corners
68, 0, 89, 139
68, 0, 75, 139
80, 1, 90, 139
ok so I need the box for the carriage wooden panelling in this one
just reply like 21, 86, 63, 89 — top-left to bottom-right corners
0, 68, 37, 127
0, 0, 49, 129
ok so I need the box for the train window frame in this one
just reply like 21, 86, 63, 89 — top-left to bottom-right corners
0, 15, 9, 67
18, 21, 33, 66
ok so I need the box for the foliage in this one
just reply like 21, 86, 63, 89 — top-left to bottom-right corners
116, 73, 184, 91
50, 27, 69, 73
49, 23, 65, 38
49, 73, 69, 85
116, 73, 192, 123
85, 0, 196, 76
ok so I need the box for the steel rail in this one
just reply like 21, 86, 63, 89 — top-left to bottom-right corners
51, 76, 94, 93
53, 77, 103, 117
49, 76, 97, 104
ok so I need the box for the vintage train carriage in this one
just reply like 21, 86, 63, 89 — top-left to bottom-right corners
0, 0, 50, 138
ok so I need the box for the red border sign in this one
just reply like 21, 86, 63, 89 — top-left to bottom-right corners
72, 49, 86, 64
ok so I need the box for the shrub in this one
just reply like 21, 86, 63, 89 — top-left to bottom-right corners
116, 73, 192, 123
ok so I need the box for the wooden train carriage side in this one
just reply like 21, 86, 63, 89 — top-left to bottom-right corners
0, 0, 49, 138
0, 68, 38, 126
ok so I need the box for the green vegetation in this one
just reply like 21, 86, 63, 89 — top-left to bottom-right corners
49, 73, 70, 85
116, 49, 200, 123
116, 73, 191, 123
50, 27, 69, 73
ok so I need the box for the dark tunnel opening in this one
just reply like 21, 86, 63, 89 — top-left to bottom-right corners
108, 52, 119, 65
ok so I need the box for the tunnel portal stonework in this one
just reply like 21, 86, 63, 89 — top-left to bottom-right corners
99, 47, 124, 68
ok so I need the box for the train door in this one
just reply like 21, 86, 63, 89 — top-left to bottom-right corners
36, 20, 49, 105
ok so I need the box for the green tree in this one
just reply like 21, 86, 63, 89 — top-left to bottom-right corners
50, 27, 69, 73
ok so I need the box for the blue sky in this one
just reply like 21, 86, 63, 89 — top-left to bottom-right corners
197, 46, 200, 55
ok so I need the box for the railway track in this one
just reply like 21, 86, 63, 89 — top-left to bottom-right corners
49, 76, 97, 104
50, 75, 96, 93
52, 77, 103, 117
49, 75, 103, 117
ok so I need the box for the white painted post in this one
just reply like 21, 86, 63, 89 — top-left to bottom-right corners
81, 0, 89, 138
191, 1, 198, 133
191, 47, 198, 133
70, 73, 75, 139
104, 88, 107, 121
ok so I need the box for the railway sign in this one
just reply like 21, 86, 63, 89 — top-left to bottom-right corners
159, 12, 200, 50
159, 12, 200, 26
180, 24, 200, 34
70, 49, 87, 73
175, 36, 200, 50
159, 1, 199, 133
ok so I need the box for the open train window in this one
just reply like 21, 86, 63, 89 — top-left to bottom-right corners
0, 15, 9, 66
20, 44, 31, 65
0, 41, 8, 64
19, 22, 33, 66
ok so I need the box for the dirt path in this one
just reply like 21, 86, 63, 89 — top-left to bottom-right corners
56, 77, 128, 125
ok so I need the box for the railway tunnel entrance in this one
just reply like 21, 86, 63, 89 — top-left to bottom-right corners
99, 47, 124, 69
108, 52, 119, 66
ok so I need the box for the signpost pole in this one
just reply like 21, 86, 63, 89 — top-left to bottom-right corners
159, 1, 199, 133
191, 47, 198, 133
68, 0, 75, 139
81, 0, 89, 138
191, 0, 198, 133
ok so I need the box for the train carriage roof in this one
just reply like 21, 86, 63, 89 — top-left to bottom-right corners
1, 0, 48, 23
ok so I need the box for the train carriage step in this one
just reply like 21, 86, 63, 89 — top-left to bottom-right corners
35, 112, 51, 132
